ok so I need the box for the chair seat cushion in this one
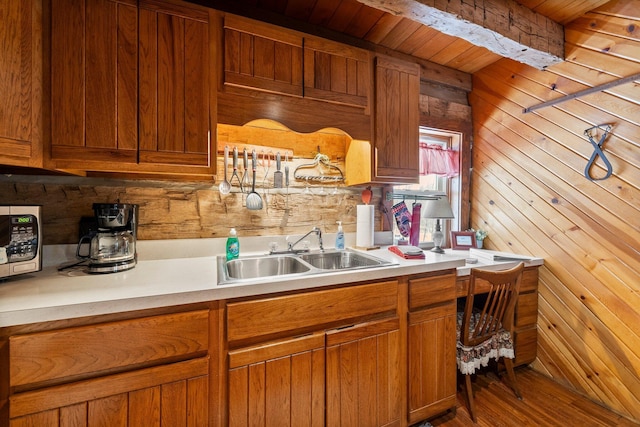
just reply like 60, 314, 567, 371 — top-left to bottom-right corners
456, 311, 515, 375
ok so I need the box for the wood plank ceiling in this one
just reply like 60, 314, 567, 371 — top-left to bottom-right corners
205, 0, 611, 74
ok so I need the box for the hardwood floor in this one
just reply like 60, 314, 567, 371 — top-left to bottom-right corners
428, 367, 639, 426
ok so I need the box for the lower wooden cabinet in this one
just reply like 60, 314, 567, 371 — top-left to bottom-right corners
3, 308, 212, 427
225, 280, 402, 427
228, 333, 325, 427
1, 268, 539, 427
10, 358, 209, 427
326, 318, 402, 426
407, 273, 458, 423
227, 317, 402, 427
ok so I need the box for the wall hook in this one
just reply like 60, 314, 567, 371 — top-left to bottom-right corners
584, 124, 613, 181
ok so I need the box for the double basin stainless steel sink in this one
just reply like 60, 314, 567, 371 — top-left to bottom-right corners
217, 249, 395, 285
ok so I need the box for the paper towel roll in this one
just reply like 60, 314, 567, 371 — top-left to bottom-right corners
356, 205, 375, 248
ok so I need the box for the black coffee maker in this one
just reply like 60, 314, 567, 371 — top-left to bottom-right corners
77, 203, 138, 273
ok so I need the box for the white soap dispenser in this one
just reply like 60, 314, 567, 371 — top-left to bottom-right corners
335, 221, 345, 250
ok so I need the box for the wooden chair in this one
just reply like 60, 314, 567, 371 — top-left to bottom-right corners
457, 262, 524, 422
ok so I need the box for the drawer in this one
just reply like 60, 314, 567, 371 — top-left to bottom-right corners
10, 310, 209, 389
409, 272, 456, 310
227, 280, 398, 346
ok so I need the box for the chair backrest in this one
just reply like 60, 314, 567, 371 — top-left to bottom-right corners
461, 262, 524, 347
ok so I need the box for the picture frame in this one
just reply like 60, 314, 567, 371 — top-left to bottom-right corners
450, 231, 477, 250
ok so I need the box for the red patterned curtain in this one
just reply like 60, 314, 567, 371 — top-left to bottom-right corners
419, 143, 459, 177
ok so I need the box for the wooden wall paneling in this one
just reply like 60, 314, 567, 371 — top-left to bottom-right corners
473, 106, 633, 254
469, 3, 640, 418
499, 61, 640, 179
399, 25, 441, 56
362, 13, 402, 45
564, 29, 638, 63
471, 118, 640, 420
378, 18, 422, 50
536, 270, 640, 414
474, 140, 637, 310
564, 41, 639, 76
471, 69, 640, 255
472, 98, 640, 328
474, 139, 640, 400
417, 34, 462, 66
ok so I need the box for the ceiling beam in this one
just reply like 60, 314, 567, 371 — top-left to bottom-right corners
356, 0, 564, 70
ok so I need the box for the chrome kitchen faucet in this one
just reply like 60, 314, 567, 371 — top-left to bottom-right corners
270, 227, 324, 254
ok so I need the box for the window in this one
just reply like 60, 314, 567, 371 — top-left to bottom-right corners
392, 127, 461, 248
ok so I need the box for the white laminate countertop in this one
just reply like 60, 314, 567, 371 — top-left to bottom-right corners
0, 236, 543, 327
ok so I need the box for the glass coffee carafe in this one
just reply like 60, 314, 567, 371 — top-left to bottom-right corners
77, 203, 138, 273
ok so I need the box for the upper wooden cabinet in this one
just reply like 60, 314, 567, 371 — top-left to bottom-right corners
138, 0, 212, 169
373, 55, 420, 183
345, 54, 420, 186
223, 14, 303, 97
0, 0, 43, 169
50, 0, 138, 166
222, 14, 371, 111
49, 0, 216, 178
303, 36, 371, 111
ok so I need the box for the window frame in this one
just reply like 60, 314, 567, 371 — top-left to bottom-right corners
391, 127, 462, 248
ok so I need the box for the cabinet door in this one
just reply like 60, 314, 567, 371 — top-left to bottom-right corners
303, 37, 370, 110
228, 333, 325, 427
407, 302, 457, 424
0, 0, 43, 169
50, 0, 139, 166
50, 0, 215, 177
325, 318, 401, 427
10, 358, 209, 427
223, 15, 303, 97
138, 0, 213, 171
373, 55, 420, 183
